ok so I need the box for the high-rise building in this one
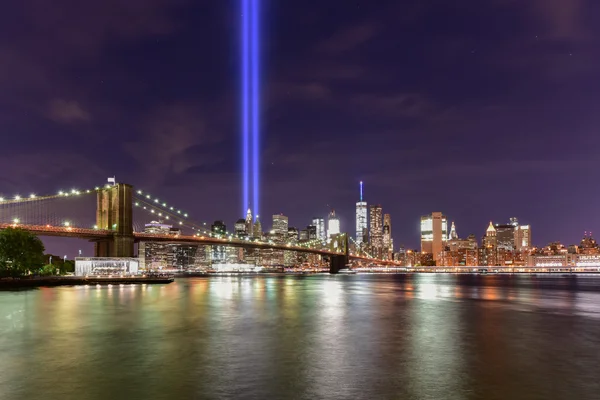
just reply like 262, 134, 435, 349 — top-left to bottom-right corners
253, 216, 262, 239
420, 212, 447, 262
449, 221, 458, 240
299, 229, 309, 242
355, 181, 368, 245
307, 225, 317, 240
245, 209, 254, 238
312, 217, 326, 242
369, 205, 383, 258
235, 219, 247, 238
211, 220, 227, 236
211, 220, 227, 262
483, 221, 497, 247
515, 224, 531, 251
383, 213, 392, 258
272, 214, 289, 236
495, 223, 515, 251
327, 210, 340, 238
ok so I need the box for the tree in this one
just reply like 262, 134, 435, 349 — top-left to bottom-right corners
0, 228, 45, 277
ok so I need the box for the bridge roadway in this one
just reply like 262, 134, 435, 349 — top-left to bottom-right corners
0, 223, 399, 265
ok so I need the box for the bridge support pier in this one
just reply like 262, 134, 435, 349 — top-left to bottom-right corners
329, 233, 350, 274
329, 254, 349, 274
94, 183, 134, 257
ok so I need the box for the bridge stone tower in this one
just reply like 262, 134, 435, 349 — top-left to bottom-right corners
94, 183, 134, 257
329, 233, 350, 274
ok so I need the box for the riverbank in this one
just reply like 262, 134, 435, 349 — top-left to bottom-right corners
0, 275, 174, 288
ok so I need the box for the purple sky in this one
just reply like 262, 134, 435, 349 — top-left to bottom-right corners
1, 0, 599, 257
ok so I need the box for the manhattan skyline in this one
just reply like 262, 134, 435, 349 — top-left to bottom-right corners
1, 1, 599, 257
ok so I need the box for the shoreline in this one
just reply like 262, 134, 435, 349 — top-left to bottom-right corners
0, 276, 174, 289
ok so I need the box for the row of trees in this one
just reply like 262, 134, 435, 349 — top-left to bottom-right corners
0, 228, 70, 278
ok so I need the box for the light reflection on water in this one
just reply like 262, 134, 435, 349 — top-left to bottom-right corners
0, 274, 599, 400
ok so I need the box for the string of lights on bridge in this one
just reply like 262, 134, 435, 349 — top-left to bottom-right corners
1, 183, 354, 254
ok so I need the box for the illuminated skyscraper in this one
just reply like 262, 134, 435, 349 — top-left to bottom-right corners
355, 181, 368, 245
369, 205, 383, 258
272, 214, 288, 235
235, 219, 247, 238
495, 223, 515, 251
449, 221, 458, 240
312, 217, 326, 242
515, 224, 531, 250
253, 215, 262, 239
483, 221, 497, 247
420, 212, 447, 262
383, 213, 392, 258
245, 208, 254, 237
211, 220, 227, 262
327, 209, 340, 238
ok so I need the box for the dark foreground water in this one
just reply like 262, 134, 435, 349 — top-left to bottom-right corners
1, 274, 600, 400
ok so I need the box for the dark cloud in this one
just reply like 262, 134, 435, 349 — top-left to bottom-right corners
316, 22, 381, 54
47, 99, 91, 124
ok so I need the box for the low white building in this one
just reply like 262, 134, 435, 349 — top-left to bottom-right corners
75, 257, 139, 276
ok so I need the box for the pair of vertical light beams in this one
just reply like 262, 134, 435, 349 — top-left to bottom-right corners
242, 0, 260, 218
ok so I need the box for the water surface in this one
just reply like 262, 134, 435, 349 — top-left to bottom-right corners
1, 274, 599, 400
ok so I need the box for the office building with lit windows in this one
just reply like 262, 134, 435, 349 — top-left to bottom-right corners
420, 212, 447, 262
355, 181, 368, 245
312, 218, 326, 242
327, 210, 340, 238
383, 213, 392, 258
369, 205, 383, 258
515, 224, 532, 251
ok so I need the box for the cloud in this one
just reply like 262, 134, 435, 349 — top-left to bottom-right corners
316, 22, 380, 54
47, 99, 91, 124
533, 0, 585, 40
122, 103, 225, 183
351, 93, 434, 118
17, 0, 185, 58
0, 152, 106, 193
494, 0, 586, 40
269, 82, 332, 103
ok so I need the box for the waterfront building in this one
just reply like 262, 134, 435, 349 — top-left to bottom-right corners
284, 227, 299, 266
211, 220, 227, 263
355, 181, 368, 245
483, 221, 497, 247
515, 224, 532, 251
578, 232, 599, 254
383, 213, 392, 259
369, 205, 383, 258
139, 221, 206, 270
328, 209, 340, 238
420, 212, 447, 262
495, 223, 515, 251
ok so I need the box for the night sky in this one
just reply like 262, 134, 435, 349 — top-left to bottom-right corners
1, 0, 599, 257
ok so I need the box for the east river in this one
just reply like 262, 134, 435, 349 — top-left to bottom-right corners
1, 274, 600, 400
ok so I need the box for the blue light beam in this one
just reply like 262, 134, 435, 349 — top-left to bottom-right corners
241, 0, 250, 215
251, 0, 260, 220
